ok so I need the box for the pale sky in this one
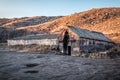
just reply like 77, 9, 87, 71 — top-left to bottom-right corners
0, 0, 120, 18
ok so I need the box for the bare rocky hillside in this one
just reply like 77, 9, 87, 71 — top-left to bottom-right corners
0, 8, 120, 43
17, 7, 120, 43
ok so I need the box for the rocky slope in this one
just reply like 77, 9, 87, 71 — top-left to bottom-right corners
17, 7, 120, 43
0, 8, 120, 43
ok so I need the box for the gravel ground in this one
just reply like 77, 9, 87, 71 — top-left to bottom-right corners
0, 50, 120, 80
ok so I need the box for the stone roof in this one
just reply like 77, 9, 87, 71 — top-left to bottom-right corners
68, 26, 112, 42
10, 34, 58, 40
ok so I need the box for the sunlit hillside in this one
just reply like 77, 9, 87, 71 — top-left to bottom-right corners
16, 8, 120, 43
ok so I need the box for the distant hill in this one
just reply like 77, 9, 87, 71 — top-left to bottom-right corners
17, 7, 120, 43
0, 17, 30, 26
0, 16, 63, 42
0, 16, 63, 28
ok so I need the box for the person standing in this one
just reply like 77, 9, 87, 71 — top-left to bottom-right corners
63, 31, 69, 54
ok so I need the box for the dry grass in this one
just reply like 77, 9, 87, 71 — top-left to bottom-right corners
9, 44, 56, 53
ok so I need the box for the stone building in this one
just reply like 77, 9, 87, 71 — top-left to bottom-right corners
7, 34, 59, 46
58, 26, 114, 54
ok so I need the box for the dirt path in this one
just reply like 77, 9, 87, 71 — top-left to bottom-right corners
0, 50, 120, 80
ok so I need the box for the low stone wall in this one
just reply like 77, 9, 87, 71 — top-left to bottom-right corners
88, 52, 108, 59
71, 52, 110, 59
8, 44, 57, 52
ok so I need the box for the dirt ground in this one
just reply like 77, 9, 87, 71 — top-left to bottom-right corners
0, 50, 120, 80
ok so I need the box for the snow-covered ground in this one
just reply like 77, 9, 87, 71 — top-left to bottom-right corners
0, 50, 120, 80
